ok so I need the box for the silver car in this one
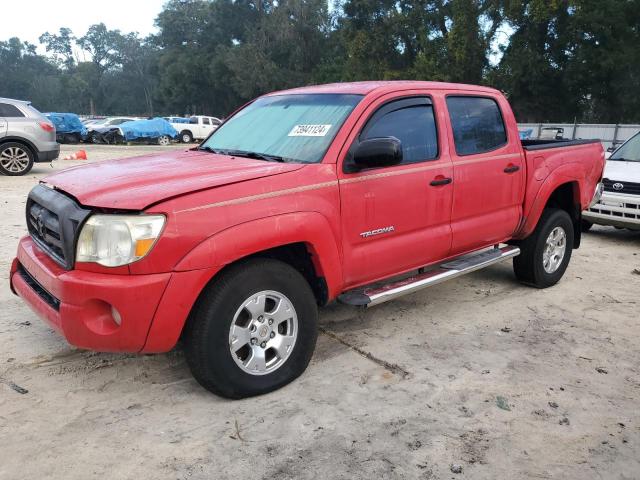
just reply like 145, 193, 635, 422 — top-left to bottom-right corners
0, 97, 60, 176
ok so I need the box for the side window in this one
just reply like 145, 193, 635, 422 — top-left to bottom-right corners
0, 103, 25, 118
203, 118, 211, 125
189, 117, 198, 124
446, 96, 507, 155
361, 100, 438, 164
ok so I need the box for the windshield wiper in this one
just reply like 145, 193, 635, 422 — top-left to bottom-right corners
197, 145, 221, 154
221, 149, 287, 162
610, 157, 638, 162
198, 146, 289, 162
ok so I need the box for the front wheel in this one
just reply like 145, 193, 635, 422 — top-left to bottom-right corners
513, 208, 574, 288
0, 142, 34, 176
184, 259, 318, 398
157, 135, 171, 146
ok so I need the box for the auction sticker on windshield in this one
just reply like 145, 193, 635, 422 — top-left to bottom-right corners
288, 124, 332, 137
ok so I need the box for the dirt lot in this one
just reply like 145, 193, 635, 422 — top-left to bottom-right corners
1, 144, 639, 479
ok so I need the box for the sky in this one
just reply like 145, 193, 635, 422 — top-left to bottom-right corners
2, 0, 166, 46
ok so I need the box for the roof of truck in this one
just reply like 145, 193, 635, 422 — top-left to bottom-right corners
269, 81, 502, 97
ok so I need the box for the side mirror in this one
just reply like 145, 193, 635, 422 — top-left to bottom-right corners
348, 137, 402, 172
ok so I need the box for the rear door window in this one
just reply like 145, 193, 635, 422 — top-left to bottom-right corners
203, 118, 211, 125
446, 96, 507, 155
0, 103, 25, 118
361, 98, 438, 164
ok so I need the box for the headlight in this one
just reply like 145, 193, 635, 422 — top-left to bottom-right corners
589, 182, 604, 207
76, 214, 165, 267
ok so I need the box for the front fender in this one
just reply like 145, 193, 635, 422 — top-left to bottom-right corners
516, 163, 584, 239
174, 211, 343, 299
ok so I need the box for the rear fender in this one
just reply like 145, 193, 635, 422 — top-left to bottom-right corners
175, 212, 343, 298
517, 163, 584, 239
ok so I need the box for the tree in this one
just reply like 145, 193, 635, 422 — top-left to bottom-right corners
39, 28, 76, 69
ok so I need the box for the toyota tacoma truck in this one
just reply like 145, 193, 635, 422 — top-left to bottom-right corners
10, 81, 605, 398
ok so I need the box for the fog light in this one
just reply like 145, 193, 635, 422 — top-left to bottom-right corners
111, 306, 122, 326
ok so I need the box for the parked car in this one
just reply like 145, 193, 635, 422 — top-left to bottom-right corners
171, 115, 222, 143
115, 117, 178, 146
87, 117, 141, 143
45, 112, 88, 144
10, 81, 604, 398
583, 132, 640, 230
0, 97, 59, 176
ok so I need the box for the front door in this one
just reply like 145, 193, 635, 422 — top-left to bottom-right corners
338, 95, 453, 287
444, 95, 525, 254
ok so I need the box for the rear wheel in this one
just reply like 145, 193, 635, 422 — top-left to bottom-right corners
158, 135, 171, 146
184, 259, 318, 398
0, 142, 34, 176
513, 208, 574, 288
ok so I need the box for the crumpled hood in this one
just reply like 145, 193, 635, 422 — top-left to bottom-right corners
604, 159, 640, 184
45, 150, 304, 210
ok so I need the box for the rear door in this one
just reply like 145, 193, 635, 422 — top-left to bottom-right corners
445, 94, 525, 254
339, 94, 453, 287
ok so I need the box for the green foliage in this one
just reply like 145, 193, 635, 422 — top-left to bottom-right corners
0, 0, 639, 122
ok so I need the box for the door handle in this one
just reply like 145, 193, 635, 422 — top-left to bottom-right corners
430, 177, 452, 186
504, 164, 520, 174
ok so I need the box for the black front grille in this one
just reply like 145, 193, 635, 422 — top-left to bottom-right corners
18, 265, 60, 311
28, 201, 66, 264
603, 178, 640, 195
26, 184, 91, 270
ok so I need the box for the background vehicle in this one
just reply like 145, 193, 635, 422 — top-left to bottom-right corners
10, 81, 604, 398
87, 117, 141, 143
539, 127, 565, 140
583, 132, 640, 230
115, 117, 178, 146
0, 97, 59, 176
45, 112, 88, 144
171, 115, 222, 143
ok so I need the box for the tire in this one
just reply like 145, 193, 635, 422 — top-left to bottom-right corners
180, 131, 193, 143
581, 220, 593, 232
158, 135, 171, 146
184, 258, 318, 398
513, 208, 574, 288
0, 142, 34, 176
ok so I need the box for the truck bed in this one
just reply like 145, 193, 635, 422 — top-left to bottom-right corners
521, 139, 601, 151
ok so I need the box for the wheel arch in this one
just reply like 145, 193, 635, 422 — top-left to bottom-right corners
141, 213, 342, 353
0, 136, 38, 154
517, 164, 584, 248
174, 212, 343, 300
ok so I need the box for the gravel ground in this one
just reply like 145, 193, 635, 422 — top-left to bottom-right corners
1, 144, 639, 479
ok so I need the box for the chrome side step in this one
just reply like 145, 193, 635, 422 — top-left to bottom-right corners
337, 245, 520, 307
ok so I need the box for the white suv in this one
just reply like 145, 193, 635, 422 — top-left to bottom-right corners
583, 132, 640, 230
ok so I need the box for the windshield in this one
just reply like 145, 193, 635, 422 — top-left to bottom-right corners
610, 133, 640, 162
201, 93, 363, 163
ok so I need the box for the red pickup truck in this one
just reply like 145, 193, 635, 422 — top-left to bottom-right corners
10, 81, 604, 398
